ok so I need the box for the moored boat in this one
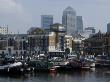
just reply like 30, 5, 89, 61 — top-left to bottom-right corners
0, 54, 23, 74
95, 55, 110, 68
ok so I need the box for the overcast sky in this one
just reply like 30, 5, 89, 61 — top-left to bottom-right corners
0, 0, 110, 33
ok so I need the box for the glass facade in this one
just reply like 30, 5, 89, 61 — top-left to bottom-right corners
107, 23, 110, 33
41, 15, 53, 29
62, 6, 76, 35
76, 16, 83, 34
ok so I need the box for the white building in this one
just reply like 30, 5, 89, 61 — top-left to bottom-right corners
0, 26, 8, 35
48, 32, 56, 52
64, 35, 73, 53
82, 27, 96, 39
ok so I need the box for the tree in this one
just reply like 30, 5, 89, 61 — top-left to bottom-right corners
31, 28, 44, 35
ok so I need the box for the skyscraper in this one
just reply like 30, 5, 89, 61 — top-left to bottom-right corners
107, 23, 110, 33
76, 16, 83, 34
41, 15, 53, 29
62, 6, 76, 35
84, 27, 96, 34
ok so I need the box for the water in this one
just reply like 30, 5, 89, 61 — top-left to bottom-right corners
0, 69, 110, 82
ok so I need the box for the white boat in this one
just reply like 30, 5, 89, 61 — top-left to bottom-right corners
0, 62, 22, 73
0, 62, 22, 70
0, 54, 23, 74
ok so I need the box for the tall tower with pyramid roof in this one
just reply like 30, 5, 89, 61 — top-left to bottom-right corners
62, 6, 76, 35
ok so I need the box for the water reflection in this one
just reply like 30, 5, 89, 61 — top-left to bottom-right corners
0, 69, 110, 82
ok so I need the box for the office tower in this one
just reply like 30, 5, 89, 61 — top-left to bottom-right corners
62, 6, 76, 35
84, 27, 96, 34
84, 27, 96, 38
107, 23, 110, 33
41, 15, 53, 29
76, 16, 83, 34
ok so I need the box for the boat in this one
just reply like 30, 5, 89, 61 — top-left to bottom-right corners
48, 56, 73, 72
50, 67, 56, 73
66, 59, 82, 70
27, 54, 53, 72
0, 62, 22, 73
0, 55, 22, 74
84, 57, 95, 66
95, 55, 110, 68
80, 56, 95, 70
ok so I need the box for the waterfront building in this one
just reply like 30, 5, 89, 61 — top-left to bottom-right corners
28, 28, 48, 54
76, 16, 83, 34
64, 35, 73, 53
50, 23, 66, 51
0, 26, 8, 35
83, 31, 110, 56
0, 35, 7, 50
0, 34, 28, 56
107, 23, 110, 33
71, 34, 85, 54
27, 24, 66, 53
103, 33, 110, 56
48, 32, 56, 52
41, 15, 53, 29
83, 31, 104, 56
27, 25, 66, 57
72, 38, 83, 55
27, 24, 85, 56
62, 6, 76, 35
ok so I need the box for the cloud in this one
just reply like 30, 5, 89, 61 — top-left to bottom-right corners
0, 0, 32, 33
0, 0, 32, 22
0, 0, 23, 15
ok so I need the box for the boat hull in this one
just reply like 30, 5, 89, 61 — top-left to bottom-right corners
0, 62, 23, 74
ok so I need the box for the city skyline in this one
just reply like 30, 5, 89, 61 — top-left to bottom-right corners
0, 0, 110, 33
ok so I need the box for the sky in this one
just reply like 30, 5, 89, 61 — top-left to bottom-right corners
0, 0, 110, 33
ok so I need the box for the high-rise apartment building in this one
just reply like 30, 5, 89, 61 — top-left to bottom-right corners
107, 23, 110, 33
62, 6, 76, 35
0, 26, 8, 35
76, 16, 83, 34
41, 15, 53, 29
